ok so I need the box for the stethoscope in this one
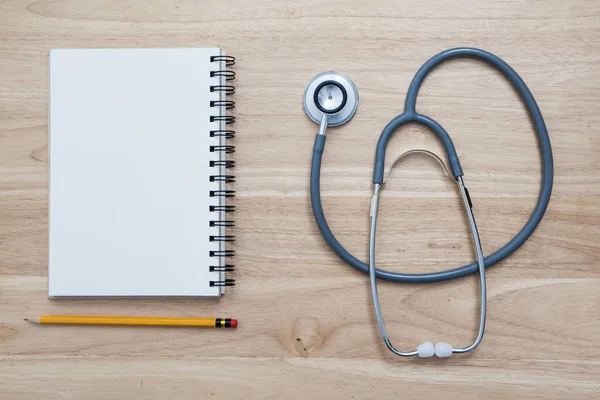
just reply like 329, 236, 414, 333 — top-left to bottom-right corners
304, 47, 554, 358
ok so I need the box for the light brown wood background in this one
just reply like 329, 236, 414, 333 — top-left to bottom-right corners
1, 0, 599, 399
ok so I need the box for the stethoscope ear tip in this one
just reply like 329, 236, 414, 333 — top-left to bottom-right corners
304, 72, 358, 127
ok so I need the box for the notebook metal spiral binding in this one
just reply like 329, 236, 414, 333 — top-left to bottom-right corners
209, 54, 236, 288
210, 160, 236, 168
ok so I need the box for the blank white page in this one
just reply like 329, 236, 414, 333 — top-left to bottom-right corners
48, 48, 223, 297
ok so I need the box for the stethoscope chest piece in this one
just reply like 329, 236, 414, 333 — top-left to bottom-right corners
303, 72, 359, 127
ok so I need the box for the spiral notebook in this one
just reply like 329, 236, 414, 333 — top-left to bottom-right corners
48, 48, 236, 297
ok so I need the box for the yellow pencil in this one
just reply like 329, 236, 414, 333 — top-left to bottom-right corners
25, 315, 237, 328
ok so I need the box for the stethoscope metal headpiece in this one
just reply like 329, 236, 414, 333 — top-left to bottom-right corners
303, 72, 359, 127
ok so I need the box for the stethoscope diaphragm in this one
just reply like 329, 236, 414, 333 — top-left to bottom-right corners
303, 71, 358, 127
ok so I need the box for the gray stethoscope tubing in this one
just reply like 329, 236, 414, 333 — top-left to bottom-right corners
309, 47, 554, 282
307, 47, 554, 357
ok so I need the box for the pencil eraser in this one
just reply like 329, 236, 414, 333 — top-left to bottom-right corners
231, 319, 237, 328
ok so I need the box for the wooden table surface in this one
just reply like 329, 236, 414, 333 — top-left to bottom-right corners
1, 1, 599, 399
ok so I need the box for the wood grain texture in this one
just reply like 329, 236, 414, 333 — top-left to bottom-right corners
1, 0, 599, 398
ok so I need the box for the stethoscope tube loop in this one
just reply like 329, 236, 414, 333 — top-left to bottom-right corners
310, 47, 553, 284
